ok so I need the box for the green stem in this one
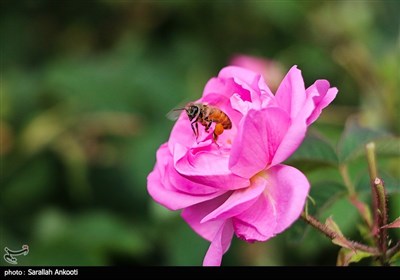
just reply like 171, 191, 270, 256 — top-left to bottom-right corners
365, 142, 379, 235
339, 164, 356, 196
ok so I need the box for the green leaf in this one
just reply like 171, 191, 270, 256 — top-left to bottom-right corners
287, 132, 338, 165
374, 137, 400, 157
337, 248, 373, 266
337, 118, 391, 163
308, 181, 346, 217
355, 167, 400, 195
319, 197, 361, 237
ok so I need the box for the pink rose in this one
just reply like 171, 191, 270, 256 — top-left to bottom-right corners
147, 65, 338, 266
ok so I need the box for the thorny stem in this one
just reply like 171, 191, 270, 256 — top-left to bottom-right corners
365, 142, 390, 265
300, 212, 379, 255
374, 177, 389, 265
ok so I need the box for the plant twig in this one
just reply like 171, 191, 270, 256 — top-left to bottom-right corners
339, 164, 356, 196
301, 212, 379, 255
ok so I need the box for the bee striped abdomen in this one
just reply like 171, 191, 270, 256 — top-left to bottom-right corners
210, 111, 232, 129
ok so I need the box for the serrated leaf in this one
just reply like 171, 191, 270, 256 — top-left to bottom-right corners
308, 181, 346, 217
337, 248, 373, 266
288, 133, 338, 165
382, 217, 400, 229
338, 118, 391, 163
374, 137, 400, 157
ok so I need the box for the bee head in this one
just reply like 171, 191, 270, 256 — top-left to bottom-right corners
186, 104, 200, 121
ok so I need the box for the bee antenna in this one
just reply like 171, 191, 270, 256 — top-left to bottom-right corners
172, 107, 186, 111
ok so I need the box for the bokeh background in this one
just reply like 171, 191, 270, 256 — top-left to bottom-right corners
1, 0, 399, 266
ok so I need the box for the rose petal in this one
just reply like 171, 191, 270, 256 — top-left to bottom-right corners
267, 164, 310, 234
229, 107, 290, 178
182, 193, 232, 241
168, 113, 197, 152
203, 76, 252, 102
219, 66, 274, 100
147, 144, 224, 210
306, 80, 338, 125
275, 65, 306, 119
203, 220, 234, 266
232, 190, 277, 242
270, 112, 307, 167
174, 143, 250, 190
201, 175, 266, 223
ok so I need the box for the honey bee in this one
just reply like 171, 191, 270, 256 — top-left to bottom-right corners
174, 103, 232, 143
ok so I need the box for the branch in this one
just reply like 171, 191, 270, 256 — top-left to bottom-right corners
301, 212, 379, 255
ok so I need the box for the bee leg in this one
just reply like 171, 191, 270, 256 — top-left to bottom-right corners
191, 121, 199, 139
205, 121, 212, 133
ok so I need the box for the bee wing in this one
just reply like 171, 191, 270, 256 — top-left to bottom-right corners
166, 107, 185, 121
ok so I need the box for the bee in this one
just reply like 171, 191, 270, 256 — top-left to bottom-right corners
173, 103, 232, 143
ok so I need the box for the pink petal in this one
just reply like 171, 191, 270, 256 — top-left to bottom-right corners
201, 93, 243, 131
219, 66, 274, 99
147, 144, 224, 210
231, 165, 310, 241
229, 107, 290, 178
306, 80, 338, 125
167, 113, 197, 152
267, 165, 310, 234
168, 161, 221, 195
232, 190, 277, 242
203, 220, 234, 266
201, 175, 266, 223
270, 112, 307, 166
203, 76, 252, 102
174, 143, 250, 190
181, 193, 232, 241
275, 65, 306, 119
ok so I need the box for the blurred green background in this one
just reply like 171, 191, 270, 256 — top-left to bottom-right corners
1, 0, 399, 266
